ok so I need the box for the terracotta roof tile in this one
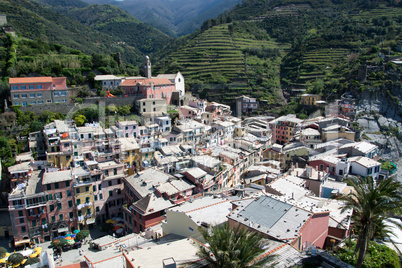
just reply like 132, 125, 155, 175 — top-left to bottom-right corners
122, 78, 174, 86
9, 77, 53, 84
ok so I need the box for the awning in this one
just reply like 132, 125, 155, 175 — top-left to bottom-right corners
15, 239, 30, 246
58, 227, 69, 233
87, 218, 95, 225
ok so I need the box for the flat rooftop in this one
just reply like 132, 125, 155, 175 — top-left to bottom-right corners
124, 238, 201, 268
42, 170, 72, 185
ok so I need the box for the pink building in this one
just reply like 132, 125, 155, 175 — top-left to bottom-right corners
42, 170, 76, 239
178, 105, 201, 120
188, 98, 207, 113
120, 78, 175, 104
116, 121, 139, 138
228, 196, 329, 251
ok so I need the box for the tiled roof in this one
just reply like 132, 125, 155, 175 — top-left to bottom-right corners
121, 78, 174, 86
9, 77, 53, 84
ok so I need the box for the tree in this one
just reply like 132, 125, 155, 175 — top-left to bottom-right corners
76, 85, 91, 98
76, 229, 90, 241
8, 253, 24, 266
0, 247, 6, 258
198, 223, 276, 268
74, 114, 86, 127
338, 176, 402, 268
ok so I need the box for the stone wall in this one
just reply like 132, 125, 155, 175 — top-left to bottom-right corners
19, 103, 76, 114
82, 96, 136, 106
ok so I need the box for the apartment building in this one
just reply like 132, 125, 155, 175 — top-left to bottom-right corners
9, 77, 69, 106
269, 114, 303, 145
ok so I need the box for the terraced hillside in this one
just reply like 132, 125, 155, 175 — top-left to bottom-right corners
295, 48, 350, 87
158, 23, 289, 106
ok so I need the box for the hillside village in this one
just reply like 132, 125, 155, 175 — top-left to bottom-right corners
1, 55, 398, 267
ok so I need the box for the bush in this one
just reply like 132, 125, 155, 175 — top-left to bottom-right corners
8, 253, 24, 265
335, 241, 400, 268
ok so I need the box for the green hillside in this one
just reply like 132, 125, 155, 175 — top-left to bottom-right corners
66, 4, 171, 56
153, 0, 402, 113
155, 22, 288, 106
0, 0, 144, 63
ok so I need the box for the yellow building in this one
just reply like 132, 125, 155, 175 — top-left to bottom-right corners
300, 94, 321, 106
322, 125, 355, 142
46, 152, 73, 168
74, 182, 95, 230
139, 147, 155, 169
119, 138, 141, 175
234, 126, 246, 138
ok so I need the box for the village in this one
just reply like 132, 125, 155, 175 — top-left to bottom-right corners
1, 57, 398, 268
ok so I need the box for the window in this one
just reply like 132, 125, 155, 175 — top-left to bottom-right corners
67, 190, 71, 197
96, 206, 100, 212
54, 92, 59, 96
18, 211, 23, 217
20, 86, 26, 90
57, 203, 62, 210
49, 205, 54, 212
46, 100, 52, 103
94, 195, 97, 201
143, 108, 146, 112
98, 184, 102, 190
117, 189, 121, 195
41, 218, 46, 225
99, 193, 103, 200
68, 200, 73, 208
93, 185, 96, 192
65, 181, 70, 187
69, 212, 74, 219
14, 102, 20, 105
36, 85, 42, 89
85, 197, 90, 203
54, 183, 59, 189
59, 214, 64, 221
31, 101, 36, 105
13, 94, 19, 99
29, 85, 34, 89
375, 166, 380, 173
29, 94, 35, 98
114, 168, 117, 175
12, 86, 18, 90
62, 99, 67, 103
108, 181, 112, 187
21, 94, 27, 98
109, 191, 113, 197
38, 100, 43, 104
21, 226, 26, 233
85, 186, 89, 192
51, 216, 55, 223
19, 218, 24, 224
61, 91, 67, 96
37, 93, 42, 98
117, 179, 121, 184
76, 199, 81, 205
367, 168, 373, 175
76, 188, 80, 194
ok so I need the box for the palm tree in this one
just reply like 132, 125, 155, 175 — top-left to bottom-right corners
338, 176, 402, 268
197, 222, 276, 268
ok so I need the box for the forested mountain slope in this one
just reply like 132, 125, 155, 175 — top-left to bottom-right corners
81, 0, 242, 37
